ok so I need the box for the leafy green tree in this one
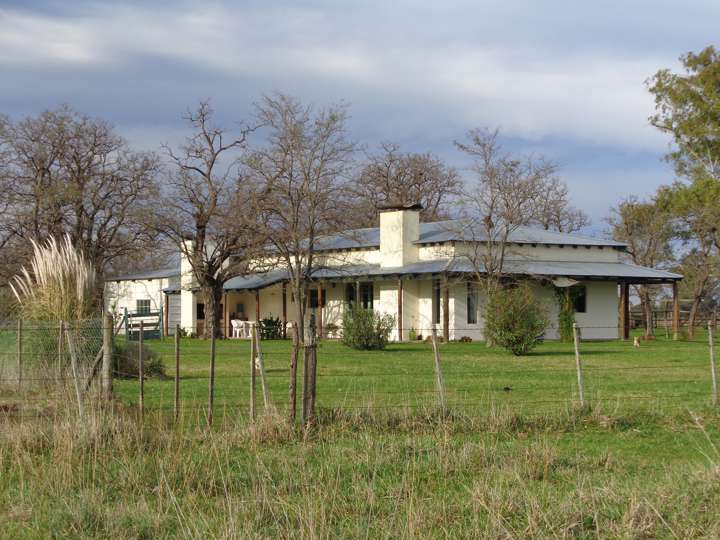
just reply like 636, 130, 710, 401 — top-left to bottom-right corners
648, 46, 720, 182
606, 197, 674, 337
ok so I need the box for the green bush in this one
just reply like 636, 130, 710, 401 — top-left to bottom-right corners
259, 317, 282, 340
113, 341, 166, 378
485, 284, 548, 356
341, 307, 395, 350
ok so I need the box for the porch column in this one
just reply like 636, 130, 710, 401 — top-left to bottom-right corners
619, 282, 630, 340
282, 282, 287, 339
397, 278, 403, 342
255, 290, 260, 322
672, 281, 680, 340
442, 280, 450, 342
317, 284, 323, 339
163, 293, 169, 336
223, 292, 230, 338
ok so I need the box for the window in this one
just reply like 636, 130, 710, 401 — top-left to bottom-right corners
196, 303, 205, 320
136, 299, 151, 315
309, 288, 327, 309
432, 279, 441, 324
572, 285, 587, 313
345, 283, 357, 306
360, 283, 373, 309
467, 283, 478, 324
235, 303, 245, 317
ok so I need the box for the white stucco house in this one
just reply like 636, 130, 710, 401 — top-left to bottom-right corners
104, 205, 681, 341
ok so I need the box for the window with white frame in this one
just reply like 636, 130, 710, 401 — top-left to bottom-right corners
136, 299, 151, 314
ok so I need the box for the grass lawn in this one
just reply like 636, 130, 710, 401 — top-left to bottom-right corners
114, 332, 719, 421
2, 333, 720, 537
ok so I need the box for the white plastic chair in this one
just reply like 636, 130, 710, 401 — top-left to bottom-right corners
231, 320, 242, 339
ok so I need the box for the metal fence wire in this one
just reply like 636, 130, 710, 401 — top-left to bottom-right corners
0, 319, 103, 397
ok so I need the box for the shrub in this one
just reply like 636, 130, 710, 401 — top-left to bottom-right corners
341, 307, 395, 350
259, 317, 282, 340
408, 328, 417, 341
113, 341, 166, 378
484, 284, 548, 356
459, 336, 473, 343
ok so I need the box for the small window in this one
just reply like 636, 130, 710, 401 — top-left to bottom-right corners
360, 282, 373, 310
136, 299, 151, 315
309, 288, 327, 309
196, 303, 205, 320
236, 303, 245, 316
345, 283, 357, 306
432, 280, 441, 324
572, 286, 587, 313
467, 283, 478, 324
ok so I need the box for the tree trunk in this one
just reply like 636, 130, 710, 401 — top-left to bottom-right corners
202, 284, 223, 339
687, 298, 701, 340
639, 286, 654, 338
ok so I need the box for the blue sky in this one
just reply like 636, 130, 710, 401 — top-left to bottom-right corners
1, 0, 718, 231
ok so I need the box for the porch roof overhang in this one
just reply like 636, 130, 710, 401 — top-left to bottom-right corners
215, 259, 681, 293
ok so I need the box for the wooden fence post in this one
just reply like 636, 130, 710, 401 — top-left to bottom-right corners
139, 320, 144, 424
208, 325, 216, 427
16, 320, 22, 390
288, 322, 299, 424
254, 324, 272, 412
250, 324, 257, 421
102, 313, 114, 400
431, 325, 446, 415
174, 324, 180, 423
302, 321, 318, 428
709, 322, 718, 407
573, 323, 586, 408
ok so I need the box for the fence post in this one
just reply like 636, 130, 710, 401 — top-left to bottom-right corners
288, 322, 299, 425
250, 324, 257, 421
16, 320, 22, 390
208, 325, 216, 427
430, 325, 446, 415
254, 324, 272, 412
709, 322, 718, 406
573, 323, 586, 408
102, 313, 114, 400
174, 324, 180, 423
139, 320, 144, 424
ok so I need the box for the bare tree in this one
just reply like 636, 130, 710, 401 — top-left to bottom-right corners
607, 197, 674, 337
533, 177, 590, 233
153, 102, 259, 338
454, 128, 552, 294
244, 94, 355, 343
0, 107, 159, 288
351, 142, 461, 227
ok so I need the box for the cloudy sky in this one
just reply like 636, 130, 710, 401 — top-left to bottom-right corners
1, 0, 717, 230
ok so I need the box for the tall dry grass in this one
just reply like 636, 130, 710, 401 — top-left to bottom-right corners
10, 234, 97, 321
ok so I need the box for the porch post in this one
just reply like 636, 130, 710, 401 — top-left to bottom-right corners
317, 284, 323, 340
672, 281, 680, 340
223, 291, 230, 338
163, 293, 169, 337
282, 282, 287, 339
442, 279, 450, 342
619, 282, 630, 340
397, 278, 403, 342
255, 290, 260, 323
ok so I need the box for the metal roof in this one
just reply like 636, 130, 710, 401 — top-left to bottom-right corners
212, 259, 680, 292
312, 219, 626, 251
110, 267, 180, 281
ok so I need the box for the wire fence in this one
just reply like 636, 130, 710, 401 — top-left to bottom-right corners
1, 320, 719, 429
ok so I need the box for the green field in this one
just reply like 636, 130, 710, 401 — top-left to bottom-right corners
114, 333, 719, 421
2, 334, 720, 537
